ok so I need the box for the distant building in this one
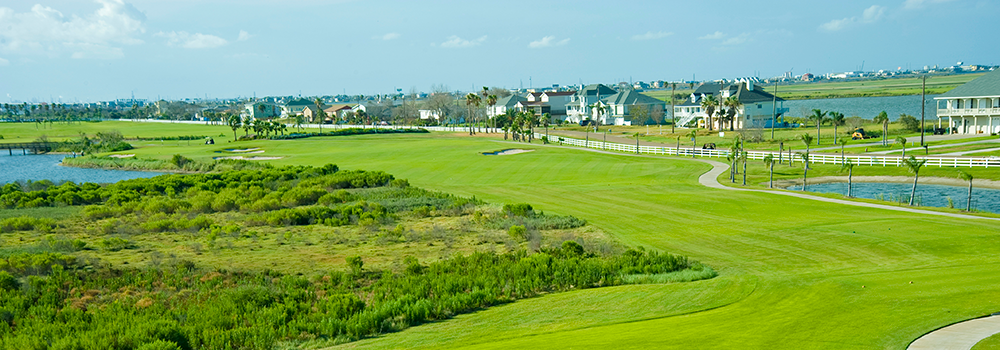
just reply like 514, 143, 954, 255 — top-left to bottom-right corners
935, 68, 1000, 134
419, 109, 441, 120
244, 102, 280, 120
566, 84, 618, 123
283, 98, 315, 115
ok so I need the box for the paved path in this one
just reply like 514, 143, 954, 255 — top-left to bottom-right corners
866, 139, 1000, 155
907, 315, 1000, 350
812, 134, 987, 152
940, 146, 1000, 156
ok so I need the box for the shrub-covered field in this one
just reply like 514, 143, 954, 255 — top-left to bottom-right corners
0, 164, 709, 349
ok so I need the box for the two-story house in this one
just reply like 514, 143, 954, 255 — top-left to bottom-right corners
935, 69, 1000, 134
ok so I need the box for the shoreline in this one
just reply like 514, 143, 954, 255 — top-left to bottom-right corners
771, 175, 1000, 190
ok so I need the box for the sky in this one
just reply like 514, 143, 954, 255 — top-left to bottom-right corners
0, 0, 997, 103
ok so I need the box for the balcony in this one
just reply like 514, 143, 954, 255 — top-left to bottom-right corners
937, 108, 1000, 116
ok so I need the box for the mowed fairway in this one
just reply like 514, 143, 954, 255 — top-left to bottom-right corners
94, 128, 1000, 348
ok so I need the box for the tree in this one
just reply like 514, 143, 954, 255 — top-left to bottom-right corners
346, 256, 364, 275
226, 114, 242, 141
540, 112, 551, 142
829, 111, 845, 144
465, 93, 481, 135
841, 159, 855, 197
314, 98, 326, 133
486, 94, 498, 132
838, 137, 850, 164
588, 102, 606, 131
895, 135, 908, 158
740, 150, 748, 185
873, 111, 889, 146
763, 154, 775, 188
687, 130, 698, 158
799, 133, 814, 169
799, 152, 810, 192
700, 94, 718, 131
809, 109, 827, 145
958, 170, 974, 212
723, 96, 742, 131
902, 156, 927, 206
899, 114, 920, 132
241, 115, 253, 137
630, 104, 651, 125
294, 114, 304, 132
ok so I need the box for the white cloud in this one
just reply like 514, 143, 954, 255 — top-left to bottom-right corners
631, 31, 673, 41
721, 33, 751, 45
904, 0, 955, 10
237, 30, 252, 41
820, 5, 885, 31
157, 31, 227, 49
439, 35, 486, 48
862, 5, 885, 22
0, 0, 146, 59
528, 36, 570, 48
377, 32, 400, 40
698, 31, 725, 40
0, 57, 8, 66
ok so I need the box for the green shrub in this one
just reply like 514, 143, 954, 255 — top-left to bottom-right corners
99, 237, 135, 252
503, 203, 534, 217
0, 216, 57, 233
508, 225, 527, 240
0, 270, 18, 291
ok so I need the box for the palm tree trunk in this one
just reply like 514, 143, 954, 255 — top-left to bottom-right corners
909, 174, 918, 206
802, 167, 807, 192
847, 167, 853, 197
768, 162, 773, 188
967, 181, 973, 211
742, 159, 746, 186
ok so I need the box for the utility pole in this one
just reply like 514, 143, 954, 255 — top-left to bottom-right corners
920, 75, 926, 146
670, 83, 676, 133
771, 80, 777, 140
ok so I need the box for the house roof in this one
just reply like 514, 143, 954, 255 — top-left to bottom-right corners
578, 84, 617, 96
937, 70, 1000, 98
731, 84, 784, 104
601, 90, 664, 106
543, 91, 576, 96
496, 95, 527, 108
694, 83, 723, 95
286, 98, 315, 106
323, 104, 353, 113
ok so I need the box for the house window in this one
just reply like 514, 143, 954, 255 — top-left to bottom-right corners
956, 100, 964, 109
938, 100, 947, 109
757, 104, 761, 109
971, 99, 978, 109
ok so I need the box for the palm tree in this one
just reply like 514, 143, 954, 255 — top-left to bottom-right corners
740, 150, 748, 185
486, 94, 498, 133
294, 114, 304, 132
687, 130, 698, 158
809, 109, 827, 145
958, 170, 974, 212
675, 135, 681, 156
895, 136, 908, 159
670, 82, 677, 133
465, 93, 481, 135
763, 154, 775, 188
633, 132, 641, 154
799, 152, 810, 191
724, 96, 742, 131
226, 113, 242, 141
829, 111, 845, 144
841, 159, 855, 197
700, 94, 718, 131
541, 112, 551, 143
314, 98, 325, 133
799, 133, 814, 169
902, 156, 927, 206
588, 102, 606, 131
838, 137, 850, 164
874, 111, 889, 146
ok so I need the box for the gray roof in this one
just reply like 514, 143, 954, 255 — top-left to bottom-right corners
602, 90, 664, 106
937, 70, 1000, 98
496, 95, 527, 108
578, 84, 617, 96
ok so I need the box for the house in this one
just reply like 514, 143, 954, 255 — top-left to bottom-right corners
566, 84, 617, 123
488, 95, 527, 118
243, 102, 280, 120
283, 98, 316, 116
598, 90, 668, 126
324, 104, 356, 119
418, 109, 441, 120
539, 91, 575, 117
934, 68, 1000, 134
673, 82, 786, 130
301, 105, 325, 123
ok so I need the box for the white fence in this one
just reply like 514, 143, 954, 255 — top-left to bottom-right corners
538, 133, 1000, 168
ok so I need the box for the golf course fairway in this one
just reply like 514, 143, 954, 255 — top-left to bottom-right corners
91, 130, 1000, 349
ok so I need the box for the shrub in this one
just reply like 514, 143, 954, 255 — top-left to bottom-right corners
0, 271, 18, 291
562, 240, 584, 257
503, 203, 534, 217
898, 114, 920, 132
100, 237, 135, 252
346, 256, 364, 274
0, 216, 57, 233
508, 225, 527, 240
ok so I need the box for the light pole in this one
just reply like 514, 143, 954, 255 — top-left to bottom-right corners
771, 80, 777, 140
920, 75, 926, 146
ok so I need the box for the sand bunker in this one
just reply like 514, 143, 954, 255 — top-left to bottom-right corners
223, 147, 261, 153
213, 156, 283, 160
482, 149, 534, 156
109, 154, 136, 158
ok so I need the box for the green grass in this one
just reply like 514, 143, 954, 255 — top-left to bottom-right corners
8, 122, 1000, 349
973, 332, 1000, 350
639, 73, 983, 101
0, 120, 234, 142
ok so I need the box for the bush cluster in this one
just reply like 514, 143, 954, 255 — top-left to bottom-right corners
269, 127, 428, 140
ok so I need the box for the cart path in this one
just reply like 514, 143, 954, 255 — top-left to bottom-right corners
906, 315, 1000, 350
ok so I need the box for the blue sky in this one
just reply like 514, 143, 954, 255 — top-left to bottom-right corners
0, 0, 996, 102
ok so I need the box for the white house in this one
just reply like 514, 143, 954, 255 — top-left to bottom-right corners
673, 82, 786, 130
418, 109, 441, 120
935, 69, 1000, 134
566, 84, 617, 123
599, 90, 668, 126
243, 102, 280, 120
488, 95, 527, 118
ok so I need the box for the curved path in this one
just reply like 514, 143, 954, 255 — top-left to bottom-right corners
907, 315, 1000, 350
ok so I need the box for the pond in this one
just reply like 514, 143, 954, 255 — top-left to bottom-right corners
782, 94, 940, 120
0, 153, 163, 184
786, 181, 1000, 213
